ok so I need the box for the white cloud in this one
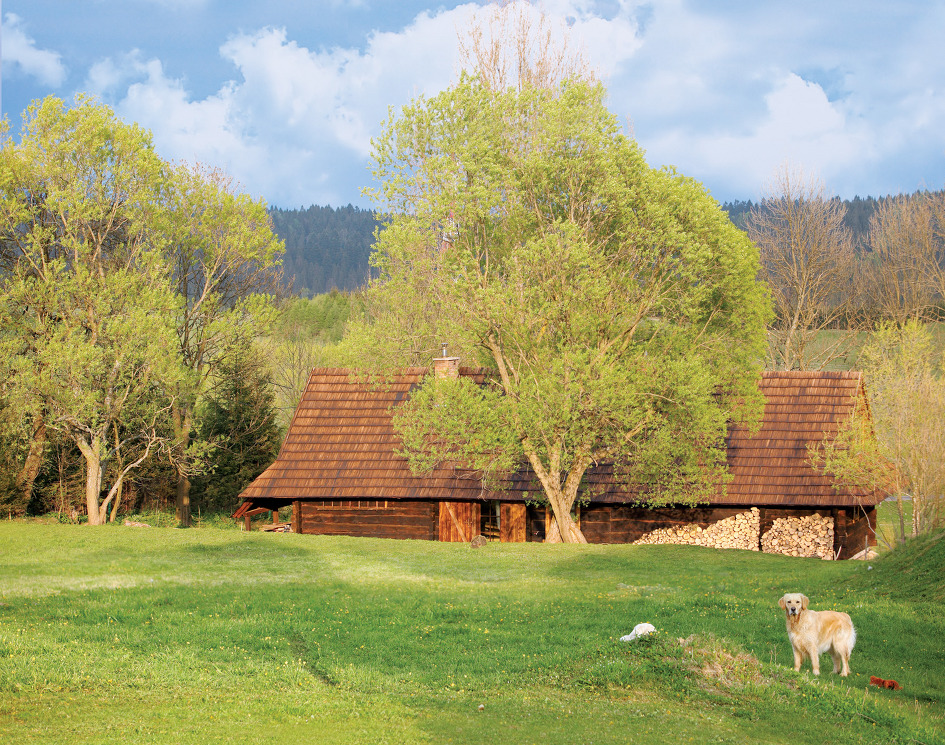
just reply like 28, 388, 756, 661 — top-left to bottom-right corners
95, 6, 483, 205
2, 13, 67, 87
652, 73, 871, 197
592, 0, 945, 199
59, 0, 945, 206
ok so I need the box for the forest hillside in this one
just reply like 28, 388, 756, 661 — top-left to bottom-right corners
272, 194, 927, 296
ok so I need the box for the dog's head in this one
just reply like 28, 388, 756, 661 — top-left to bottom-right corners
778, 593, 809, 617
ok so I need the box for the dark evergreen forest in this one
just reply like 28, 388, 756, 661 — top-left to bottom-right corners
721, 195, 883, 246
269, 204, 380, 296
271, 193, 936, 296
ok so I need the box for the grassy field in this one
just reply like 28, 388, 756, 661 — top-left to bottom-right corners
0, 523, 942, 745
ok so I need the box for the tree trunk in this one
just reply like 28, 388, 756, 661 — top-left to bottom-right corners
76, 436, 105, 526
545, 503, 587, 543
109, 480, 123, 523
14, 413, 47, 511
173, 402, 193, 527
896, 495, 907, 545
176, 474, 192, 527
544, 507, 587, 543
518, 441, 590, 544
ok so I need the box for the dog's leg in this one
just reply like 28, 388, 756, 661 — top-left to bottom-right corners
807, 645, 820, 675
830, 648, 842, 674
792, 645, 804, 672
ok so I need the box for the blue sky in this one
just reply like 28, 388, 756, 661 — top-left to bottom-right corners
3, 1, 944, 209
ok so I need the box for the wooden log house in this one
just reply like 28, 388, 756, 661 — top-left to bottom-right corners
234, 355, 884, 558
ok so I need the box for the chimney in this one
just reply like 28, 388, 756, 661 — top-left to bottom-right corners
432, 343, 460, 380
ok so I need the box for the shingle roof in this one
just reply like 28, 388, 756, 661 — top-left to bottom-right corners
239, 367, 885, 509
725, 371, 880, 506
238, 367, 488, 504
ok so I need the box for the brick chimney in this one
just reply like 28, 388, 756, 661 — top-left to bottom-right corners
432, 343, 460, 380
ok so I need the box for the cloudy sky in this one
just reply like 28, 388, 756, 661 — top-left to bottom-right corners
3, 1, 943, 209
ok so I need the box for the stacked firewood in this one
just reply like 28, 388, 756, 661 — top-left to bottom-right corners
760, 514, 834, 560
633, 508, 760, 551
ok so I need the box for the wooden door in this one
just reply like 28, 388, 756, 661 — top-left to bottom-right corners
500, 503, 527, 542
438, 501, 480, 542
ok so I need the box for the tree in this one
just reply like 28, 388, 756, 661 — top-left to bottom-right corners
0, 96, 183, 524
860, 322, 945, 538
746, 166, 861, 370
191, 343, 283, 513
866, 191, 943, 324
457, 0, 594, 92
814, 321, 945, 542
359, 75, 769, 542
261, 292, 358, 427
162, 163, 283, 526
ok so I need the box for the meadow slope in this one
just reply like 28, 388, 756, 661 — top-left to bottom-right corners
0, 524, 941, 744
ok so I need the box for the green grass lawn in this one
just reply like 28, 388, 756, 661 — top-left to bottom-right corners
1, 524, 942, 744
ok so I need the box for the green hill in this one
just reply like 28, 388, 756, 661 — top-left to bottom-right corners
1, 524, 941, 744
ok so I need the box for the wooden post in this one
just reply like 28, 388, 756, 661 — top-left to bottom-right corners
835, 509, 847, 559
244, 514, 251, 532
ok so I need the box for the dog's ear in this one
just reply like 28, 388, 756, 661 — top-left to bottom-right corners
800, 595, 809, 610
778, 596, 786, 610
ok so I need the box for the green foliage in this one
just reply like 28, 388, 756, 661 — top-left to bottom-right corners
0, 96, 286, 524
860, 321, 945, 536
0, 95, 184, 523
0, 526, 942, 744
273, 290, 357, 345
360, 75, 769, 538
162, 161, 284, 526
191, 345, 283, 513
393, 375, 521, 481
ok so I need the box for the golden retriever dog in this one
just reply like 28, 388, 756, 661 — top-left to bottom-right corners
779, 593, 856, 676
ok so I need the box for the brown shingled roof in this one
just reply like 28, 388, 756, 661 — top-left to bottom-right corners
238, 367, 489, 505
238, 368, 885, 511
725, 370, 883, 507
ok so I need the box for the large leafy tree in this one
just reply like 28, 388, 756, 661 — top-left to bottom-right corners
359, 76, 769, 542
0, 96, 182, 524
163, 164, 283, 526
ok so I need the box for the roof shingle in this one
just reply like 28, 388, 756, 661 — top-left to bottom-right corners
239, 368, 884, 509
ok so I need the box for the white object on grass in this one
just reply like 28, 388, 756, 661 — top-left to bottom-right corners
620, 622, 656, 642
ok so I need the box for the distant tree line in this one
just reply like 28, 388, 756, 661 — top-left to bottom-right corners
723, 193, 894, 247
269, 204, 380, 295
270, 192, 940, 303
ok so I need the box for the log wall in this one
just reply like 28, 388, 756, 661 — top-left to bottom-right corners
292, 498, 876, 558
296, 499, 436, 540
